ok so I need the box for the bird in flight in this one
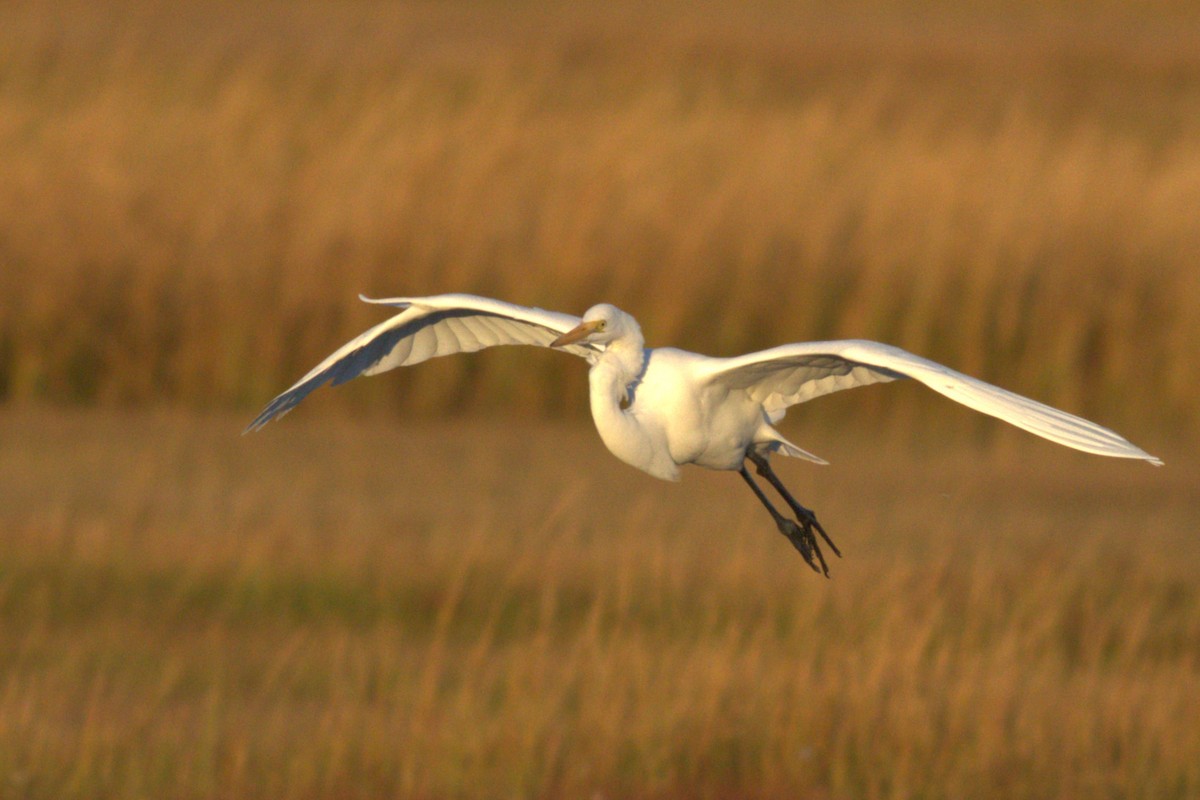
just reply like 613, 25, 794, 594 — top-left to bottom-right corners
247, 294, 1161, 576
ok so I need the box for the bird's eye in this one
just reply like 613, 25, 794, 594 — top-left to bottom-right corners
597, 320, 607, 331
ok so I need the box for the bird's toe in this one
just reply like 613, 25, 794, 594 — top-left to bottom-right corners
778, 519, 829, 577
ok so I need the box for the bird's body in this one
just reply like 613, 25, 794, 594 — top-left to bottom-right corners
588, 344, 806, 480
247, 293, 1161, 575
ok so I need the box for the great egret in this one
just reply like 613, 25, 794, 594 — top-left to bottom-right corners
247, 293, 1161, 575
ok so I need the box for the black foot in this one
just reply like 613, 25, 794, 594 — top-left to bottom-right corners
777, 516, 831, 577
738, 463, 840, 577
747, 451, 841, 560
792, 503, 840, 561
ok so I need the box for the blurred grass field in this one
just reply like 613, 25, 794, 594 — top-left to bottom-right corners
1, 0, 1199, 797
1, 0, 1198, 433
1, 408, 1197, 799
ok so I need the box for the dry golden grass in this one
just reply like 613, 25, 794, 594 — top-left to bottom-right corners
0, 0, 1198, 439
0, 407, 1196, 798
1, 4, 1194, 792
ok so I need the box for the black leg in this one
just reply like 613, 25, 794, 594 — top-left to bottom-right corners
746, 450, 841, 559
739, 466, 830, 576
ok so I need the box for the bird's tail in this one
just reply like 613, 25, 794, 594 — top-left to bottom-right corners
760, 428, 828, 465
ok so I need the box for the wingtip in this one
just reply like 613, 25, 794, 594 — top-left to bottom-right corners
242, 403, 292, 435
358, 293, 412, 308
1128, 442, 1164, 467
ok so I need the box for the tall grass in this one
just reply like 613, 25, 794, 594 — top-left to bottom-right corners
0, 407, 1196, 798
2, 9, 1193, 793
0, 0, 1197, 437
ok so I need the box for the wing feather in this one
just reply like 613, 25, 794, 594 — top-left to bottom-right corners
703, 339, 1161, 464
245, 294, 598, 431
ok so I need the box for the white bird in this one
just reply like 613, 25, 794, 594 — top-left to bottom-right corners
247, 293, 1162, 575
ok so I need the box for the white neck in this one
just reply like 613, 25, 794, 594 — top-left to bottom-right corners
587, 333, 670, 478
589, 336, 644, 405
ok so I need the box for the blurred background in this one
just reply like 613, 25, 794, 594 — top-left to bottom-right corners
1, 1, 1197, 798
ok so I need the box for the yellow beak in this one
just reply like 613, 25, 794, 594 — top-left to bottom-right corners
550, 319, 602, 348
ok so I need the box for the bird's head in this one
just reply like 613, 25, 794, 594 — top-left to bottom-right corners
550, 304, 639, 348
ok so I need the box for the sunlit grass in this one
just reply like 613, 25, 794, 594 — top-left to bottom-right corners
0, 0, 1197, 437
0, 408, 1196, 798
0, 2, 1196, 793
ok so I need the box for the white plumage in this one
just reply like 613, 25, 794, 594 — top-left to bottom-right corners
248, 293, 1161, 575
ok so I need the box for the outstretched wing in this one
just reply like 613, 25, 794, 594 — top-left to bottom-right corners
701, 339, 1162, 464
246, 294, 599, 431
